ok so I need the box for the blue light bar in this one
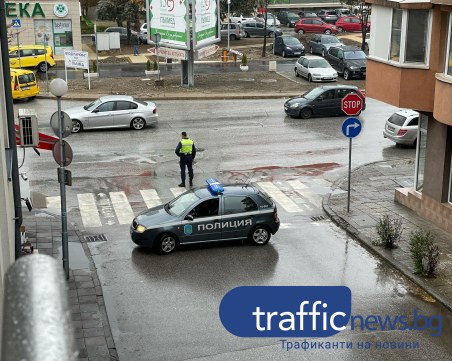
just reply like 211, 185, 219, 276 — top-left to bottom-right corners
206, 178, 224, 195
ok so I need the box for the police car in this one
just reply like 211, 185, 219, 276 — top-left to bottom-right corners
130, 179, 280, 254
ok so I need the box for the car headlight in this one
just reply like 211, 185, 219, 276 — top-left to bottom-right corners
286, 47, 293, 51
312, 73, 321, 76
289, 103, 300, 108
135, 224, 146, 233
349, 66, 358, 70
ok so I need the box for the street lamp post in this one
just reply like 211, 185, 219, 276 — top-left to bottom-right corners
227, 0, 231, 50
49, 78, 69, 279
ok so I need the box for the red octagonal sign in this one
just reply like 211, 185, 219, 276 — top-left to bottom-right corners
341, 93, 363, 116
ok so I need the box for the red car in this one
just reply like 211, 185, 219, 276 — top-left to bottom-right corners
294, 18, 338, 35
335, 16, 370, 33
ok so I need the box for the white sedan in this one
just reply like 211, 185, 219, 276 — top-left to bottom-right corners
65, 95, 158, 133
294, 55, 338, 82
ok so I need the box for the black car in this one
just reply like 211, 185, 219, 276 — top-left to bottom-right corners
284, 85, 366, 119
326, 46, 366, 80
276, 11, 300, 27
273, 36, 305, 57
130, 179, 280, 254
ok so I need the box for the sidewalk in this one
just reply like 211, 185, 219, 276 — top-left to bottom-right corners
21, 210, 118, 361
323, 158, 452, 311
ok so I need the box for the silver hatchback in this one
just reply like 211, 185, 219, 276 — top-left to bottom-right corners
65, 95, 158, 133
383, 109, 419, 146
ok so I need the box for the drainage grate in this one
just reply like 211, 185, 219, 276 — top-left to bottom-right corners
310, 215, 326, 222
84, 234, 108, 242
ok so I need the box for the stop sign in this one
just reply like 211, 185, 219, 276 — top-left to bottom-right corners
341, 93, 363, 116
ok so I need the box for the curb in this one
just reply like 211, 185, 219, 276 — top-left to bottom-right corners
322, 163, 452, 314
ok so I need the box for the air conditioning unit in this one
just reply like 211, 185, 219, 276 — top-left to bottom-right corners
18, 109, 39, 147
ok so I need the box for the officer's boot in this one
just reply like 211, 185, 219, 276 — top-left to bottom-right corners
189, 179, 193, 187
178, 182, 185, 187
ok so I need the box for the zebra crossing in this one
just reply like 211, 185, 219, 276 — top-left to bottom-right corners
42, 179, 332, 228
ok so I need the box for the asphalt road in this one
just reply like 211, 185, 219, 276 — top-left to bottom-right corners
16, 98, 452, 360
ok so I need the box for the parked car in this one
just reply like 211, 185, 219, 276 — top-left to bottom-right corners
284, 85, 365, 119
317, 10, 339, 24
241, 21, 282, 38
10, 69, 39, 101
274, 36, 305, 57
383, 109, 419, 146
326, 46, 366, 80
308, 34, 344, 57
364, 33, 370, 51
104, 27, 139, 43
130, 179, 280, 254
65, 95, 158, 133
8, 45, 55, 72
294, 55, 338, 82
335, 8, 352, 17
294, 18, 338, 35
276, 11, 300, 27
229, 14, 255, 23
220, 23, 245, 40
336, 16, 370, 33
140, 23, 147, 33
298, 11, 318, 18
256, 13, 281, 27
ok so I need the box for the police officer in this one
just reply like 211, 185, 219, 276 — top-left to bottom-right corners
175, 131, 196, 187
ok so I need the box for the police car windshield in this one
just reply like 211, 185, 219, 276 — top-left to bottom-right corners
166, 191, 200, 216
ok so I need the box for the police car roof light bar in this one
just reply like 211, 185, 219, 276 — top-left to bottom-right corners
206, 178, 224, 195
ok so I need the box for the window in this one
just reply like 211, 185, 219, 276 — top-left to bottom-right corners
313, 19, 322, 25
190, 199, 219, 218
407, 117, 418, 126
446, 13, 452, 76
223, 196, 258, 215
96, 102, 115, 112
415, 114, 428, 192
390, 9, 402, 61
116, 101, 131, 111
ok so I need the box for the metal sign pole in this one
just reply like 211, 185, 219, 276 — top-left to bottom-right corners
347, 137, 352, 213
227, 0, 230, 50
43, 34, 49, 94
17, 28, 21, 68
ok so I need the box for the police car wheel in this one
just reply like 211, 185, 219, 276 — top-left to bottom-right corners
249, 226, 271, 246
155, 234, 177, 254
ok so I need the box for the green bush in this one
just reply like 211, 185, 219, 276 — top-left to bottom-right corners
241, 54, 248, 66
374, 215, 403, 249
153, 60, 158, 71
146, 59, 151, 71
409, 229, 440, 276
92, 60, 97, 73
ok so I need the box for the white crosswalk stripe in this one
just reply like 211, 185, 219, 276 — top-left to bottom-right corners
109, 192, 134, 225
46, 196, 61, 209
287, 180, 322, 207
78, 193, 102, 228
170, 187, 186, 198
256, 182, 303, 213
140, 189, 162, 209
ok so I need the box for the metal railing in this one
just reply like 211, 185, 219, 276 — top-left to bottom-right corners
2, 254, 77, 361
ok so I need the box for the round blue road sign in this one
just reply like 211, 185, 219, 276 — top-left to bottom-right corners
342, 117, 362, 138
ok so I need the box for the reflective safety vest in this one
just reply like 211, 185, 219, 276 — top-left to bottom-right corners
180, 138, 194, 155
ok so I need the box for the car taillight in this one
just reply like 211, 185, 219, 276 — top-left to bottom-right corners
273, 206, 278, 222
357, 89, 366, 101
14, 79, 18, 91
50, 50, 54, 59
397, 129, 407, 136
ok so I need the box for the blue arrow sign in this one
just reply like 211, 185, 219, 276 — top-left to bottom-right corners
342, 117, 362, 138
11, 18, 21, 29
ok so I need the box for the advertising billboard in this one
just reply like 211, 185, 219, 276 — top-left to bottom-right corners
148, 0, 190, 50
193, 0, 220, 49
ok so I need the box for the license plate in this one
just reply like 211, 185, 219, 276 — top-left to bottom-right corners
387, 125, 395, 132
362, 72, 366, 76
294, 52, 301, 55
21, 86, 30, 90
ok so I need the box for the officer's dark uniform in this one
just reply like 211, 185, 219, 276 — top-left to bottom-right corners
175, 134, 196, 187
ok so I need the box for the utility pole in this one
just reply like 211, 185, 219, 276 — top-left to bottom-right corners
261, 0, 269, 57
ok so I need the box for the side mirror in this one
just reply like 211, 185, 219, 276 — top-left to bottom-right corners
92, 109, 99, 113
185, 214, 194, 221
318, 96, 324, 101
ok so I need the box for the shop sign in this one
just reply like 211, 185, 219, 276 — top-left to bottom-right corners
54, 3, 68, 18
5, 2, 45, 18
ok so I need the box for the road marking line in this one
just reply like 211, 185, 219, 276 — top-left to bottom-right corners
140, 189, 162, 209
77, 193, 102, 228
110, 191, 134, 225
170, 187, 186, 198
46, 196, 60, 209
287, 180, 321, 207
257, 182, 302, 213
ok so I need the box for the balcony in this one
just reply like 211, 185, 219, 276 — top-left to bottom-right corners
433, 74, 452, 126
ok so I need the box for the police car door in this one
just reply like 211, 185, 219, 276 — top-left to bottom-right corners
181, 198, 220, 243
221, 196, 258, 240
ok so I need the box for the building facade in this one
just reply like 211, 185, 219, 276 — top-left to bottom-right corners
268, 0, 343, 11
6, 1, 82, 54
366, 0, 452, 233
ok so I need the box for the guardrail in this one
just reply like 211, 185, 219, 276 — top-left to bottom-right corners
2, 254, 77, 361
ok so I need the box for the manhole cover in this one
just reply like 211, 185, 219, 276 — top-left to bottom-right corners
84, 234, 108, 242
310, 215, 326, 222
